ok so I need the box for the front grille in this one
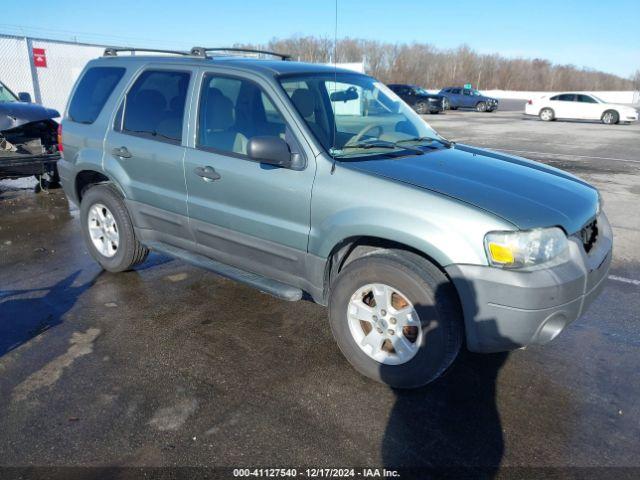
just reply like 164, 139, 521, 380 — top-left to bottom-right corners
580, 219, 598, 253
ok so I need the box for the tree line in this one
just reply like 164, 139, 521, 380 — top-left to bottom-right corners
238, 36, 636, 91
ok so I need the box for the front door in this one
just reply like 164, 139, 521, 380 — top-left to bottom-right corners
183, 71, 315, 283
104, 67, 193, 242
575, 94, 601, 120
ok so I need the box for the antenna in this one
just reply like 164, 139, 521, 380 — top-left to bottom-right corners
331, 0, 338, 174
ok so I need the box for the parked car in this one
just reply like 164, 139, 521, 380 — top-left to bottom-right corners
0, 80, 61, 187
387, 84, 445, 114
525, 93, 639, 124
439, 87, 499, 112
58, 47, 612, 388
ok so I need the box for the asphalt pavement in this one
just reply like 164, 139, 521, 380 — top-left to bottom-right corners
1, 109, 639, 476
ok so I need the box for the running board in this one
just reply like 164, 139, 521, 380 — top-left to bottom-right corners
146, 241, 303, 302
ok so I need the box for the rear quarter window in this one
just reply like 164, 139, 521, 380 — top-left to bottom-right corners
68, 67, 125, 124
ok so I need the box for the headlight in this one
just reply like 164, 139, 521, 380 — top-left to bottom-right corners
484, 227, 568, 268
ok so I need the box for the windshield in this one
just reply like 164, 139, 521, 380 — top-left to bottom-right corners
416, 87, 431, 96
279, 73, 445, 159
0, 82, 18, 103
590, 94, 605, 103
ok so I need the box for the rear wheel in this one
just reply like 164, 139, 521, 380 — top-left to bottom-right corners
602, 110, 619, 125
539, 108, 554, 121
328, 250, 463, 388
476, 101, 487, 112
80, 184, 148, 272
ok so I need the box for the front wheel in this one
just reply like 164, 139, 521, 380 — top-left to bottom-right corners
476, 101, 487, 112
328, 250, 463, 388
80, 184, 148, 272
415, 102, 428, 115
602, 110, 619, 125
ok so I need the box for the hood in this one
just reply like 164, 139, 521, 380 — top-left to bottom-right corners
0, 102, 60, 131
342, 144, 599, 234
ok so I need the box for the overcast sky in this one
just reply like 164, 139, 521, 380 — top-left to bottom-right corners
2, 0, 638, 77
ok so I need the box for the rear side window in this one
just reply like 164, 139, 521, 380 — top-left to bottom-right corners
68, 67, 125, 124
556, 94, 576, 102
451, 88, 461, 94
120, 70, 190, 144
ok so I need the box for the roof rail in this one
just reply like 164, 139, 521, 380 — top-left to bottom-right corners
190, 47, 291, 61
103, 47, 191, 57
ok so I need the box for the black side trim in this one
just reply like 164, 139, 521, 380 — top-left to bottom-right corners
146, 241, 303, 302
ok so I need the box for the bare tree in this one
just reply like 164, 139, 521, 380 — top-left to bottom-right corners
241, 36, 633, 91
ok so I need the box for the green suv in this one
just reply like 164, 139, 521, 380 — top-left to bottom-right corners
58, 47, 612, 388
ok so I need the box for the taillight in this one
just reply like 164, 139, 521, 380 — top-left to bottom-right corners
57, 123, 63, 153
527, 99, 533, 105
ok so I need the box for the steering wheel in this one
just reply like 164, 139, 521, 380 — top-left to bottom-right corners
344, 124, 384, 147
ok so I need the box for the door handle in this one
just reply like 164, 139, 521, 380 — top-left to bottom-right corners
194, 166, 221, 182
112, 146, 132, 159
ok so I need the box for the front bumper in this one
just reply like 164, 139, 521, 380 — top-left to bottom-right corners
445, 212, 613, 353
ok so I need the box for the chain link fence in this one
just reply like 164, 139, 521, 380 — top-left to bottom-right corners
1, 33, 104, 115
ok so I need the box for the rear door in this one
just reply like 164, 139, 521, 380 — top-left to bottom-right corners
550, 94, 576, 118
104, 67, 194, 242
449, 88, 462, 107
182, 69, 316, 284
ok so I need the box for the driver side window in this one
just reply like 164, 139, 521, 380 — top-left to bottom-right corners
197, 74, 288, 157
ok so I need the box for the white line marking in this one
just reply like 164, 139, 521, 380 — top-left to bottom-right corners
608, 275, 640, 286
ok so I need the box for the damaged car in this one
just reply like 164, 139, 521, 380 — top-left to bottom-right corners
1, 80, 61, 188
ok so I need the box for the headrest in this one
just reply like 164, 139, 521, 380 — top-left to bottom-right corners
291, 89, 315, 118
205, 88, 234, 131
134, 89, 166, 112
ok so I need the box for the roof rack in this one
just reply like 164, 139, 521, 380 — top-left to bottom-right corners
190, 47, 291, 61
103, 47, 191, 57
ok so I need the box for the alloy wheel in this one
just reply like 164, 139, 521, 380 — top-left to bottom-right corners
347, 283, 422, 365
87, 203, 119, 258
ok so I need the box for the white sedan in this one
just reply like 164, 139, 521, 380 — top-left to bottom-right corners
525, 93, 639, 124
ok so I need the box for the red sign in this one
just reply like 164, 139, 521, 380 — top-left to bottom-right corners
33, 48, 47, 68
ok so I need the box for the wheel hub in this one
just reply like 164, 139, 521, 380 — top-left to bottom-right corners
87, 203, 119, 258
347, 283, 422, 365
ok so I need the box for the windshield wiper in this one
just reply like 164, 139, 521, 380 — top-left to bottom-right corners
394, 136, 455, 149
334, 141, 423, 155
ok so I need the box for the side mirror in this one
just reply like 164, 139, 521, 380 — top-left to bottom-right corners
247, 136, 295, 168
18, 92, 32, 103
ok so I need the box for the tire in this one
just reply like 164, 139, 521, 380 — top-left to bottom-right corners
539, 108, 554, 121
476, 101, 487, 112
450, 106, 458, 110
80, 184, 148, 272
601, 110, 619, 125
442, 98, 450, 110
328, 249, 463, 388
415, 102, 428, 115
